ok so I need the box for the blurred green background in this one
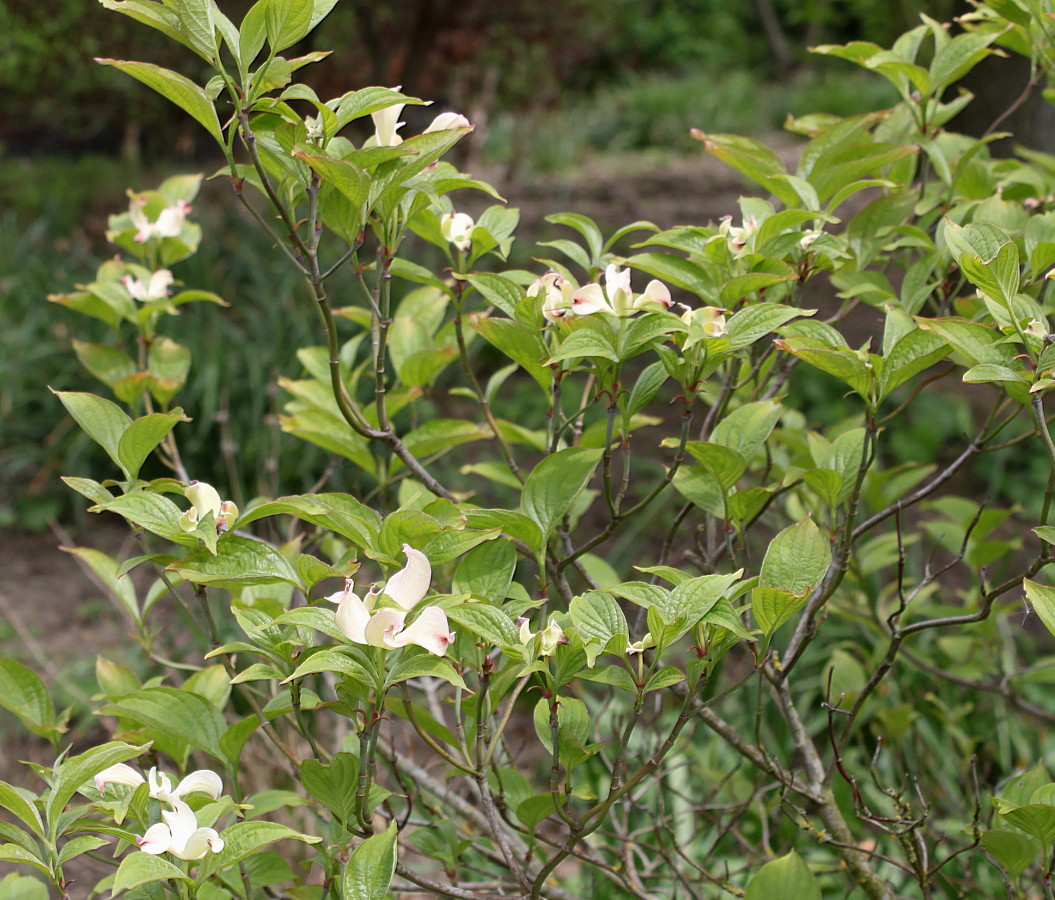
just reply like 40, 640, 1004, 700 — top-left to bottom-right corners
10, 0, 1040, 533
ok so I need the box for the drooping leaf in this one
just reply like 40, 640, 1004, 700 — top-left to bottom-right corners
343, 822, 398, 900
95, 60, 224, 145
112, 852, 192, 896
745, 851, 820, 900
96, 689, 227, 763
197, 821, 321, 881
521, 448, 602, 548
168, 535, 302, 588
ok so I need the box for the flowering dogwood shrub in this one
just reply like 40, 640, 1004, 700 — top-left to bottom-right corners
9, 2, 1055, 899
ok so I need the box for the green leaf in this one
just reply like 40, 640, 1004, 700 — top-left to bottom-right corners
960, 241, 1020, 307
90, 492, 193, 546
236, 493, 380, 552
112, 852, 193, 895
681, 443, 746, 491
453, 539, 516, 602
929, 31, 998, 94
665, 573, 741, 625
877, 328, 949, 399
692, 132, 799, 207
334, 86, 426, 130
47, 742, 147, 841
95, 59, 224, 144
174, 0, 218, 61
295, 152, 370, 209
752, 518, 830, 637
422, 528, 501, 567
994, 800, 1055, 846
643, 667, 685, 693
146, 337, 192, 405
626, 360, 669, 414
672, 466, 725, 517
0, 659, 58, 740
943, 220, 1020, 306
61, 476, 115, 507
569, 591, 629, 665
0, 874, 49, 900
263, 0, 313, 52
284, 646, 374, 686
0, 782, 44, 838
465, 273, 522, 318
197, 821, 321, 881
385, 652, 466, 689
1025, 580, 1055, 640
803, 469, 843, 508
578, 666, 638, 693
516, 793, 557, 830
547, 329, 620, 365
621, 251, 715, 296
472, 316, 553, 390
710, 399, 782, 462
97, 689, 227, 762
980, 829, 1039, 877
720, 271, 796, 306
752, 586, 810, 638
220, 715, 260, 773
117, 410, 190, 481
745, 851, 820, 900
52, 390, 131, 475
775, 336, 873, 397
521, 448, 602, 547
57, 835, 111, 867
963, 363, 1029, 385
72, 340, 137, 391
545, 212, 603, 262
759, 518, 831, 597
446, 605, 519, 648
988, 0, 1032, 25
915, 316, 1011, 368
343, 822, 398, 900
301, 753, 359, 823
0, 845, 51, 879
531, 696, 597, 770
168, 535, 302, 588
725, 304, 816, 351
810, 142, 917, 205
98, 0, 194, 54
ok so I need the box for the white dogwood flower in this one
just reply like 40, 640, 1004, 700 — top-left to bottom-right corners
95, 764, 223, 804
528, 271, 576, 322
635, 279, 674, 311
717, 214, 758, 251
327, 545, 455, 656
122, 269, 174, 302
130, 198, 191, 242
366, 94, 406, 147
682, 306, 728, 338
136, 799, 224, 861
441, 212, 475, 253
424, 112, 471, 133
179, 481, 239, 533
517, 617, 565, 657
627, 633, 656, 655
569, 265, 673, 317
